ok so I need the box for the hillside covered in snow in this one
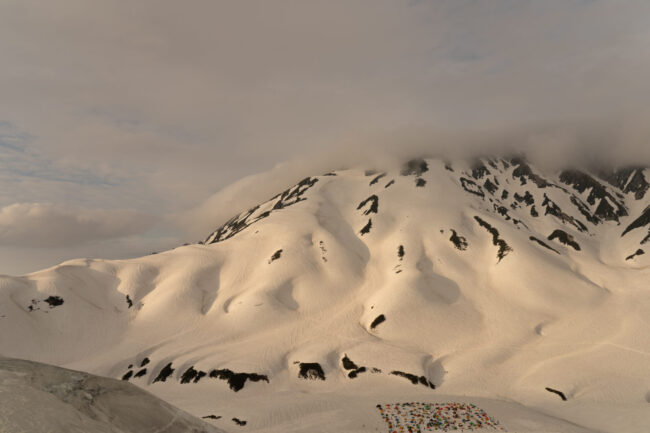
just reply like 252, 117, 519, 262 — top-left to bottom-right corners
1, 157, 649, 432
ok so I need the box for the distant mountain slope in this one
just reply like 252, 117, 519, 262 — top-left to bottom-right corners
0, 157, 648, 432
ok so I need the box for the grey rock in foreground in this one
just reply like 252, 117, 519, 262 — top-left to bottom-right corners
0, 357, 225, 433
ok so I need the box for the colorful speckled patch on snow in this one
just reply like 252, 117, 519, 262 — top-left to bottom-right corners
377, 402, 507, 432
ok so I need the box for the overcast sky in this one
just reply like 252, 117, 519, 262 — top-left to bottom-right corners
1, 0, 649, 275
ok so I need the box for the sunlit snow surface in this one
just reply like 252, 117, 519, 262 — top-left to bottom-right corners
1, 158, 649, 432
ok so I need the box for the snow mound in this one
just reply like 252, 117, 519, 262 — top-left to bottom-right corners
0, 357, 225, 433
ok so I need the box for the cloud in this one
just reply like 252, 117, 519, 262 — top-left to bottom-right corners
0, 203, 156, 247
2, 0, 649, 183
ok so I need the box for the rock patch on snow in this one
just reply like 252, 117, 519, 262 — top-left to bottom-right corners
153, 362, 174, 383
209, 368, 270, 391
390, 371, 435, 389
473, 216, 512, 262
298, 362, 326, 380
548, 229, 581, 251
370, 314, 386, 330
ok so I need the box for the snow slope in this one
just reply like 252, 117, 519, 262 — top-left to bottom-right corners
0, 157, 649, 432
0, 357, 225, 433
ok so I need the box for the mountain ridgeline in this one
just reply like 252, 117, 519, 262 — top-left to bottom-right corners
205, 157, 649, 259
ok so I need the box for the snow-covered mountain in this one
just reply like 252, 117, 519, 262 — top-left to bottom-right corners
1, 157, 649, 432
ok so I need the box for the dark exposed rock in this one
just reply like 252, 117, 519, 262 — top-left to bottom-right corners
473, 216, 512, 262
209, 368, 269, 391
559, 170, 602, 202
460, 177, 484, 198
390, 370, 418, 384
268, 249, 283, 264
370, 314, 386, 329
232, 418, 247, 426
545, 387, 567, 401
594, 198, 618, 221
511, 158, 550, 188
501, 190, 509, 200
323, 172, 337, 176
43, 296, 64, 308
600, 167, 649, 200
548, 230, 581, 251
569, 196, 599, 225
418, 375, 435, 388
642, 231, 650, 245
153, 363, 175, 383
341, 355, 358, 370
529, 236, 560, 254
125, 294, 133, 308
513, 218, 529, 230
542, 194, 588, 233
400, 158, 429, 176
206, 177, 319, 243
415, 178, 427, 187
208, 210, 259, 244
134, 368, 147, 378
471, 163, 490, 180
369, 173, 387, 186
298, 363, 326, 380
390, 371, 435, 389
559, 170, 627, 221
530, 205, 539, 217
348, 366, 366, 378
357, 195, 379, 215
623, 169, 649, 200
494, 205, 510, 220
625, 249, 645, 261
483, 179, 498, 195
341, 355, 366, 378
621, 205, 650, 237
599, 167, 635, 190
385, 179, 395, 188
202, 415, 222, 420
449, 230, 468, 251
360, 219, 372, 235
398, 245, 405, 260
121, 370, 133, 381
444, 163, 454, 172
181, 366, 207, 384
140, 357, 150, 367
514, 191, 535, 206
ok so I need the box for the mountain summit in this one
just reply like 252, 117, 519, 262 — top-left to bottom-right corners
1, 157, 649, 432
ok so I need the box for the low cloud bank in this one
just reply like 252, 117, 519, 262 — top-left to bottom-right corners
0, 203, 156, 247
179, 118, 650, 240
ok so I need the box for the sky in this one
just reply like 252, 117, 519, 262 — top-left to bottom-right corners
1, 0, 649, 275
